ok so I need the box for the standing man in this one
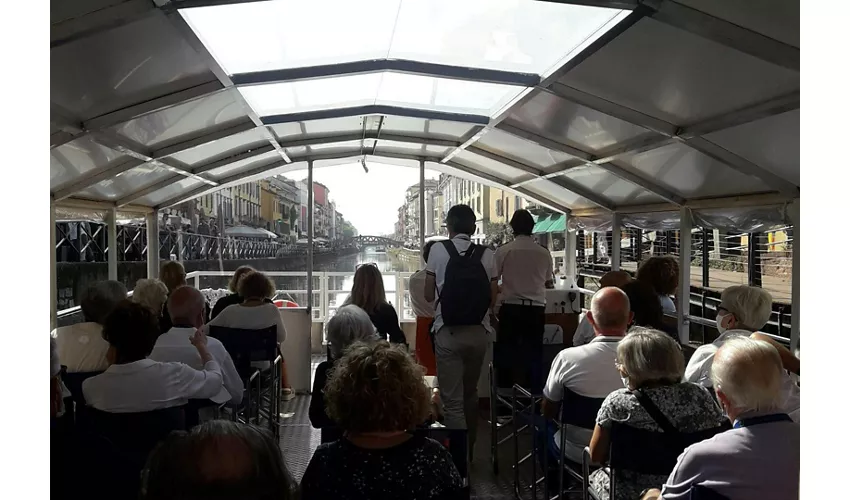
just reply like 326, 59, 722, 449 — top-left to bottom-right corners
494, 209, 554, 392
425, 205, 498, 458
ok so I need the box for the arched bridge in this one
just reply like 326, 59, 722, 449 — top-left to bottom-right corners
354, 235, 403, 247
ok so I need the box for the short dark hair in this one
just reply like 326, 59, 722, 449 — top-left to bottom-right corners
237, 271, 275, 300
325, 341, 430, 433
636, 256, 680, 296
80, 280, 128, 324
445, 204, 476, 235
423, 240, 438, 263
101, 300, 159, 363
622, 280, 665, 329
509, 209, 535, 236
142, 421, 298, 500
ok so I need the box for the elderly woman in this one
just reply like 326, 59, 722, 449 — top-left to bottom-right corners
209, 266, 266, 320
52, 280, 127, 373
132, 278, 169, 320
587, 329, 725, 500
635, 256, 679, 315
343, 264, 406, 345
300, 341, 463, 500
309, 305, 377, 441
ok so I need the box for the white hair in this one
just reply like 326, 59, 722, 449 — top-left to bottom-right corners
132, 279, 169, 315
327, 305, 377, 358
711, 337, 784, 413
719, 285, 773, 331
617, 327, 684, 387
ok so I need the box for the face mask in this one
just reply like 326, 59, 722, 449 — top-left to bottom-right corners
716, 313, 731, 334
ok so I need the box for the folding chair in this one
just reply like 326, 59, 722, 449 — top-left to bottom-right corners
582, 421, 730, 500
208, 325, 281, 436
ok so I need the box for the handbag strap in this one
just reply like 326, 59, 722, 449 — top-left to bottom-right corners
632, 389, 679, 434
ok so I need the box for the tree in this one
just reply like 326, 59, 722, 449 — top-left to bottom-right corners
485, 221, 513, 247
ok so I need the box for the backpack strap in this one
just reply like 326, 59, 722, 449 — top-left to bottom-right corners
466, 243, 486, 262
632, 389, 679, 434
441, 239, 461, 260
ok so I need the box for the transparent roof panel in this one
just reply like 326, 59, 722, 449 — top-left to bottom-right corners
271, 116, 366, 141
78, 164, 174, 201
167, 127, 271, 167
51, 137, 127, 190
204, 151, 282, 180
181, 0, 626, 76
454, 149, 532, 183
240, 72, 524, 117
475, 128, 577, 171
380, 116, 475, 139
560, 165, 665, 206
523, 178, 596, 210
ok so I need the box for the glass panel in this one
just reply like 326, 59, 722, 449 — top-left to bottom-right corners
78, 164, 174, 201
136, 177, 205, 206
376, 72, 523, 116
380, 116, 475, 138
476, 128, 577, 170
168, 128, 270, 167
204, 151, 282, 180
389, 0, 626, 75
239, 74, 382, 116
51, 137, 127, 190
523, 179, 596, 210
271, 117, 365, 141
180, 0, 400, 74
454, 149, 531, 182
560, 165, 664, 205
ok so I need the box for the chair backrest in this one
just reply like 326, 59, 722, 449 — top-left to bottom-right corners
208, 325, 278, 377
560, 386, 606, 429
608, 421, 730, 475
63, 370, 104, 406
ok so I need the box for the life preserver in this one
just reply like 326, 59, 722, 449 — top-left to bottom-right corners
274, 299, 299, 308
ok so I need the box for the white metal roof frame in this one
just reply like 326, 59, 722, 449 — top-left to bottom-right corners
51, 0, 800, 227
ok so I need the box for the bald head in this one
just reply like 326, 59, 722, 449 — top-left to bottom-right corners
600, 270, 632, 289
168, 286, 206, 328
588, 286, 632, 336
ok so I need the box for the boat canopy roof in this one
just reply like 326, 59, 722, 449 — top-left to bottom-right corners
51, 0, 799, 233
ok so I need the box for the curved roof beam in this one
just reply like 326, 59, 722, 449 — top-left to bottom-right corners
232, 59, 539, 88
261, 105, 489, 126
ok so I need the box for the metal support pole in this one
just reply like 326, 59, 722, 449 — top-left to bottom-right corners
702, 228, 710, 288
564, 211, 576, 279
146, 211, 159, 278
177, 226, 184, 264
788, 200, 800, 353
107, 207, 118, 281
678, 207, 692, 345
747, 232, 763, 287
307, 160, 314, 313
419, 160, 426, 266
611, 213, 622, 271
635, 229, 643, 263
50, 200, 57, 331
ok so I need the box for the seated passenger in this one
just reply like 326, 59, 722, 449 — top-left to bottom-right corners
132, 278, 169, 322
207, 270, 287, 346
573, 271, 632, 347
542, 287, 632, 464
409, 240, 438, 374
587, 329, 726, 500
150, 286, 243, 406
209, 266, 269, 320
657, 337, 799, 500
300, 341, 463, 500
82, 301, 223, 412
684, 285, 800, 421
343, 263, 406, 345
160, 261, 210, 332
53, 280, 126, 373
309, 305, 377, 440
621, 280, 680, 342
635, 256, 679, 315
142, 420, 298, 500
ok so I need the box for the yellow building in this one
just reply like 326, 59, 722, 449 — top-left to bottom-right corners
233, 181, 261, 224
260, 179, 283, 228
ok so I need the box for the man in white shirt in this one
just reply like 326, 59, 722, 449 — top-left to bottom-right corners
410, 239, 440, 375
424, 204, 499, 457
52, 280, 127, 373
684, 285, 800, 421
573, 271, 632, 347
83, 301, 223, 413
542, 287, 632, 464
494, 209, 554, 391
150, 286, 243, 406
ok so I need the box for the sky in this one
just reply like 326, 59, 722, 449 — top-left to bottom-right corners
282, 160, 441, 236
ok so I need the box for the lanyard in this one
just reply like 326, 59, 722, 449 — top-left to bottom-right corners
733, 413, 793, 429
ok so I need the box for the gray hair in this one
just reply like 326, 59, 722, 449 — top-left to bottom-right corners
711, 336, 784, 413
719, 285, 773, 331
327, 305, 377, 358
80, 280, 128, 324
617, 327, 684, 387
167, 286, 206, 325
132, 279, 169, 315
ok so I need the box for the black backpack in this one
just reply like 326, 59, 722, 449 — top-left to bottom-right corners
438, 240, 491, 326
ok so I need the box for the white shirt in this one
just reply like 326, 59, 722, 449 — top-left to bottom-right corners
684, 329, 800, 422
207, 303, 287, 343
150, 327, 243, 405
572, 314, 595, 347
409, 269, 435, 318
543, 336, 624, 463
425, 235, 498, 333
495, 235, 553, 305
52, 322, 110, 373
82, 358, 223, 413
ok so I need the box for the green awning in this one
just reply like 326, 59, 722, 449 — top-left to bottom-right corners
532, 214, 566, 234
532, 215, 555, 234
547, 214, 566, 233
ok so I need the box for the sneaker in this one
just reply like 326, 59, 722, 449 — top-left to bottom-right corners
280, 388, 295, 402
